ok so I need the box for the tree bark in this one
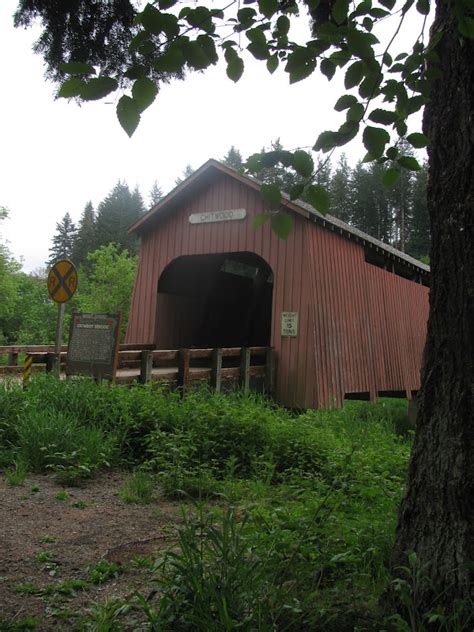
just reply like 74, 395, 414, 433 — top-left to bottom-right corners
390, 0, 474, 617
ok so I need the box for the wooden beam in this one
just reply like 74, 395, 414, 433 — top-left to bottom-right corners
140, 350, 153, 384
264, 347, 276, 396
239, 347, 251, 392
210, 348, 223, 392
177, 349, 190, 397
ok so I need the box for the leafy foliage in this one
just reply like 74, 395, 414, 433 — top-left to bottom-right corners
0, 378, 417, 628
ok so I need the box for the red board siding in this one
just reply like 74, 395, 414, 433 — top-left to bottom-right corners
126, 170, 429, 409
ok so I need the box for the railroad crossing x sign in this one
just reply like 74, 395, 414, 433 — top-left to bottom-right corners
47, 259, 78, 303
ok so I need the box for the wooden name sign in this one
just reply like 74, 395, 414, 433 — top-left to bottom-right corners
67, 313, 121, 380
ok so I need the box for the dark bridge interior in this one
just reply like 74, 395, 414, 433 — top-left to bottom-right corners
156, 252, 273, 349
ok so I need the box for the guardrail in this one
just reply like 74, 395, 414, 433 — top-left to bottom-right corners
0, 344, 276, 395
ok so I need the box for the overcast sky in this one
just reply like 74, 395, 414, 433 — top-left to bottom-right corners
0, 0, 424, 272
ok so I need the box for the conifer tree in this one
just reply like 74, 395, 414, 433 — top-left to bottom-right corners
222, 146, 243, 171
95, 181, 144, 255
72, 201, 96, 267
329, 154, 352, 223
148, 180, 163, 207
407, 164, 430, 260
48, 212, 77, 264
175, 164, 194, 186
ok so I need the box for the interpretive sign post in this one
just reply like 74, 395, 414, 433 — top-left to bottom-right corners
66, 313, 121, 381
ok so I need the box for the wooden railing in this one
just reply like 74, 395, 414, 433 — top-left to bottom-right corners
0, 344, 276, 395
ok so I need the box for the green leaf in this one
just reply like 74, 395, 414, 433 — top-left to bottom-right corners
225, 49, 244, 82
266, 55, 279, 74
247, 42, 270, 60
289, 183, 305, 200
141, 4, 163, 34
329, 49, 351, 67
334, 94, 358, 111
80, 77, 118, 100
347, 103, 365, 121
320, 58, 336, 80
57, 78, 85, 98
332, 0, 350, 24
314, 130, 341, 152
128, 31, 150, 52
457, 15, 474, 39
292, 150, 314, 178
140, 4, 178, 36
258, 0, 279, 19
347, 28, 377, 59
386, 146, 399, 160
363, 126, 390, 159
416, 0, 430, 15
261, 184, 281, 207
124, 65, 147, 80
59, 62, 95, 76
183, 40, 210, 70
358, 71, 381, 98
153, 46, 186, 72
131, 78, 157, 112
406, 95, 425, 114
338, 119, 360, 144
368, 108, 398, 124
271, 212, 293, 239
285, 47, 317, 84
382, 168, 400, 187
237, 7, 257, 27
276, 15, 290, 36
252, 213, 270, 230
306, 185, 330, 215
116, 96, 140, 137
397, 156, 421, 171
246, 28, 267, 45
379, 0, 396, 9
159, 0, 178, 8
406, 132, 428, 148
344, 61, 365, 89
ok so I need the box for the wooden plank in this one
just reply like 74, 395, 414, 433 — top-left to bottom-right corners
177, 349, 190, 396
189, 348, 213, 360
119, 343, 155, 351
188, 368, 212, 381
239, 347, 251, 392
221, 367, 241, 378
248, 346, 268, 357
264, 347, 276, 396
210, 348, 223, 392
8, 352, 18, 366
0, 345, 68, 354
119, 351, 143, 362
140, 350, 153, 384
46, 353, 60, 375
221, 347, 242, 358
152, 349, 180, 362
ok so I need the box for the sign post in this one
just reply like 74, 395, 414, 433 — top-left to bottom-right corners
47, 259, 78, 366
23, 354, 33, 385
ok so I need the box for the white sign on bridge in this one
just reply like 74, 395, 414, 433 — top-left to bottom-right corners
189, 209, 247, 224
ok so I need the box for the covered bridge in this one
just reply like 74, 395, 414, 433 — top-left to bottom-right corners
126, 159, 430, 409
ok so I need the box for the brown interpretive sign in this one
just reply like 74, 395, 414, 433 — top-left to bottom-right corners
67, 313, 121, 380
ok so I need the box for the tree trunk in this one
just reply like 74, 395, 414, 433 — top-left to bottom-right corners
390, 0, 474, 619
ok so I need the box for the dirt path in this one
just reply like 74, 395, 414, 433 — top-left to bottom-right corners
0, 472, 182, 629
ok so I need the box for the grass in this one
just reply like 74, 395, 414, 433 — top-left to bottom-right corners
119, 469, 155, 504
1, 375, 467, 630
